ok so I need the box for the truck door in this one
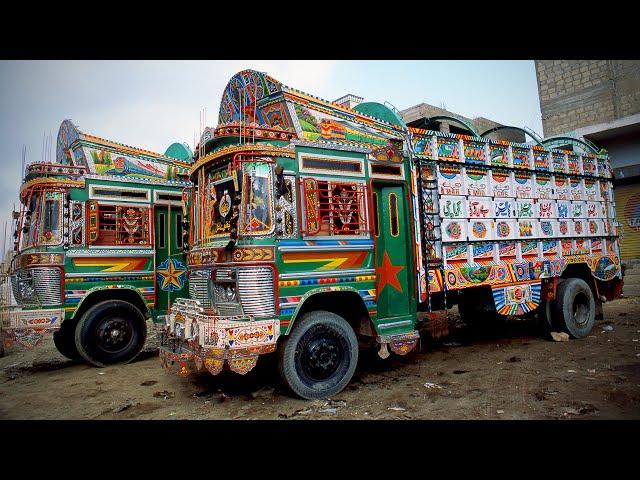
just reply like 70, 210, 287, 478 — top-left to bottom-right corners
154, 205, 188, 315
373, 184, 411, 320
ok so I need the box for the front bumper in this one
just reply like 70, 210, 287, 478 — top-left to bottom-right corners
159, 298, 279, 377
1, 308, 64, 348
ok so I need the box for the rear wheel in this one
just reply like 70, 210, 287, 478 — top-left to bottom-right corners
53, 319, 82, 361
74, 300, 147, 367
551, 278, 595, 338
278, 310, 358, 400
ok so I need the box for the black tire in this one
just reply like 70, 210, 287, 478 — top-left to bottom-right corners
278, 310, 358, 400
551, 277, 595, 339
74, 300, 147, 367
53, 319, 82, 361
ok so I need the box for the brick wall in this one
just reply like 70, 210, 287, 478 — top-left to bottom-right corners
535, 60, 640, 137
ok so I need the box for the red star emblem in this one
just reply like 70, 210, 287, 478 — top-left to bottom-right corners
376, 251, 404, 293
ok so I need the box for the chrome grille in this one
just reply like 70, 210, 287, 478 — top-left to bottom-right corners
188, 269, 211, 309
11, 267, 61, 306
211, 267, 243, 316
237, 267, 275, 317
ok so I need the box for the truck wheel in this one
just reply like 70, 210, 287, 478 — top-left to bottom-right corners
278, 310, 358, 400
53, 319, 82, 361
551, 278, 595, 338
74, 300, 147, 367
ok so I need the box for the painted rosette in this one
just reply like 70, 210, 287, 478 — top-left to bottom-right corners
441, 219, 468, 242
494, 219, 516, 240
468, 220, 493, 241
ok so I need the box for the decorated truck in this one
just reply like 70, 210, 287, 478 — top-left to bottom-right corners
159, 70, 623, 399
2, 120, 192, 366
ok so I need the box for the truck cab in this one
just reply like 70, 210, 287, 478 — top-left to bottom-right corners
2, 120, 191, 366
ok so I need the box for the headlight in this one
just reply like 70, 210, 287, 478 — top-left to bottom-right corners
19, 277, 35, 299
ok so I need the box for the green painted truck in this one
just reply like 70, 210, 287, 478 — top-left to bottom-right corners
2, 120, 192, 366
150, 70, 621, 399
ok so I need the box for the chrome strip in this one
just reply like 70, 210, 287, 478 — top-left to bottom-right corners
65, 271, 154, 278
377, 319, 413, 329
278, 268, 375, 280
278, 245, 373, 253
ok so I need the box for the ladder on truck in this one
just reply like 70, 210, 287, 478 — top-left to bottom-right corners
413, 148, 450, 337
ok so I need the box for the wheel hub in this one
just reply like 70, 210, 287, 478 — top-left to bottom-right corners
97, 318, 132, 352
301, 334, 344, 380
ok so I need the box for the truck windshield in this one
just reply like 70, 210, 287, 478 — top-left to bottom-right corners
195, 161, 274, 246
240, 162, 274, 236
20, 190, 63, 250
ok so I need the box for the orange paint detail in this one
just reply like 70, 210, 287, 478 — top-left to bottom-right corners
73, 257, 148, 272
281, 250, 367, 270
376, 251, 404, 293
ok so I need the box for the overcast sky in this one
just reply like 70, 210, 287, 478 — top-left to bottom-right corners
0, 60, 543, 254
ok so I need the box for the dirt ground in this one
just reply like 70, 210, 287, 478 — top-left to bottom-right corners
1, 296, 639, 420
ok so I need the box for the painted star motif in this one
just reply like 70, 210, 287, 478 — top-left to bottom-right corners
157, 258, 187, 292
376, 251, 404, 293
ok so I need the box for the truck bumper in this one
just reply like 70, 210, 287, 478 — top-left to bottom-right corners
159, 298, 279, 377
1, 308, 65, 348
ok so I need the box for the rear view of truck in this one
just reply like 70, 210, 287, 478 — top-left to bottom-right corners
409, 128, 623, 337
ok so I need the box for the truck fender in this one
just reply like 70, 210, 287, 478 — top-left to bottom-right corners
68, 285, 150, 320
287, 286, 368, 331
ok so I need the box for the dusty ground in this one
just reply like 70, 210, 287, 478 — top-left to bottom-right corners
1, 296, 639, 420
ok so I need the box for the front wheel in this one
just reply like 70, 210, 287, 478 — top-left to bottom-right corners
74, 300, 147, 367
278, 310, 358, 400
551, 278, 596, 338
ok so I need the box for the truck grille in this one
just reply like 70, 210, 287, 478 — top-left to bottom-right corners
11, 267, 61, 306
188, 269, 211, 309
237, 267, 275, 317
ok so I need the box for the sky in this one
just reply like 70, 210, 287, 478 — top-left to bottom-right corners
0, 60, 543, 255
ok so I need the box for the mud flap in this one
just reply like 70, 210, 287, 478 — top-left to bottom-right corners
491, 282, 541, 316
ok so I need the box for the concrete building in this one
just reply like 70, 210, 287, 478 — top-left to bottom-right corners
399, 103, 526, 143
333, 94, 526, 143
535, 60, 640, 269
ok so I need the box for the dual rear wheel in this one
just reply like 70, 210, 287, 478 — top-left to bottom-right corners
543, 277, 596, 338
